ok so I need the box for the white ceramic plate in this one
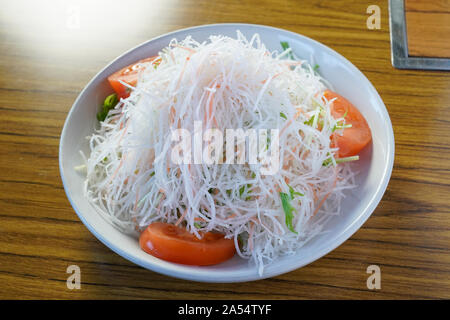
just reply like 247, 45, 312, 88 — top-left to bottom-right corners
59, 23, 394, 282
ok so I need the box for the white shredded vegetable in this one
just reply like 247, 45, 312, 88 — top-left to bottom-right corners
83, 32, 357, 276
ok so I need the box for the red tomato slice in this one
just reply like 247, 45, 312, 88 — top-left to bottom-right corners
139, 222, 236, 266
108, 56, 159, 99
324, 90, 372, 158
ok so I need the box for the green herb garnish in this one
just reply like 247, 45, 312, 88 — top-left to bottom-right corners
239, 184, 252, 200
322, 157, 333, 167
280, 41, 295, 60
97, 93, 119, 122
280, 192, 298, 234
289, 185, 304, 199
239, 185, 246, 197
237, 233, 248, 249
280, 112, 287, 120
332, 122, 352, 132
194, 222, 202, 229
323, 155, 359, 167
304, 114, 315, 126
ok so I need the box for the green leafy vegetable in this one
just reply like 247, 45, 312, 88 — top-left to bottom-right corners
239, 185, 246, 197
280, 41, 290, 51
304, 106, 324, 129
237, 233, 248, 249
239, 184, 252, 200
280, 41, 295, 60
304, 114, 316, 126
104, 93, 118, 107
97, 93, 119, 122
280, 112, 287, 120
280, 192, 298, 234
194, 222, 202, 229
322, 156, 334, 167
289, 185, 304, 198
280, 185, 303, 233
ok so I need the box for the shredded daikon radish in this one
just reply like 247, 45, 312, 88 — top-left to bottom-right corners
83, 32, 356, 276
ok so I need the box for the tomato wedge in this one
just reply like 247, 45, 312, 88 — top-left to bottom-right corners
139, 222, 236, 266
325, 90, 372, 158
108, 56, 159, 99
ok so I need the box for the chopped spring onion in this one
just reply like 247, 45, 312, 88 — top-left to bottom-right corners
335, 155, 360, 163
332, 123, 352, 132
289, 185, 304, 198
323, 155, 360, 167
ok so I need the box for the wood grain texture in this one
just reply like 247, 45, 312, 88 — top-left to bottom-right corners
0, 0, 449, 300
405, 0, 450, 58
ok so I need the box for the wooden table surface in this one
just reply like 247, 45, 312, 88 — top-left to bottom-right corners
1, 0, 449, 300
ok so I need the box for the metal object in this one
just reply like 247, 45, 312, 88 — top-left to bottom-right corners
389, 0, 450, 71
